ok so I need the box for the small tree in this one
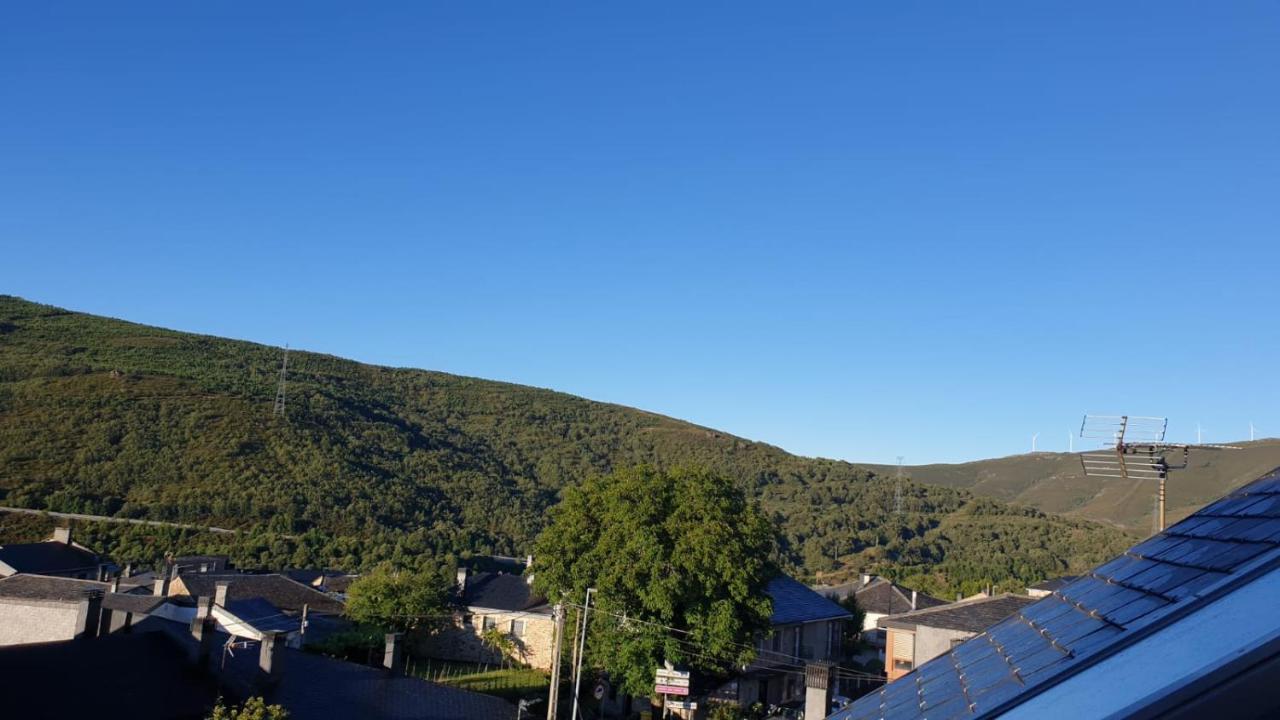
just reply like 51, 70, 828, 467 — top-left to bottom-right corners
207, 697, 289, 720
480, 626, 518, 668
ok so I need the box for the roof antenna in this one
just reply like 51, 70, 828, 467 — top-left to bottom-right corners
1079, 414, 1239, 533
273, 344, 289, 419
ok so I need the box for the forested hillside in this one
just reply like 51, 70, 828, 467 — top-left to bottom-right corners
0, 297, 1131, 595
866, 440, 1280, 533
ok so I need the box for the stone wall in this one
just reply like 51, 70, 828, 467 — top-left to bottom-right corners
0, 599, 80, 646
417, 609, 556, 671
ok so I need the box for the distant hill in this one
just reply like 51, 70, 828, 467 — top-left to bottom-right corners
0, 296, 1132, 595
866, 441, 1280, 533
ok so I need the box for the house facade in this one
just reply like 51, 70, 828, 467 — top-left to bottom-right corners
418, 565, 557, 670
880, 593, 1035, 680
732, 576, 853, 708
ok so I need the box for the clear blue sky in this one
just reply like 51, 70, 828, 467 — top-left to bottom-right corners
3, 2, 1277, 463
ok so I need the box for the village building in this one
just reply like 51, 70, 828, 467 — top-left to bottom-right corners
419, 563, 557, 670
878, 593, 1035, 681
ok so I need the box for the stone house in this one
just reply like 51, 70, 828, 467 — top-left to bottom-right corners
418, 565, 557, 670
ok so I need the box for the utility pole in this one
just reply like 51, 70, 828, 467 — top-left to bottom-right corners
570, 589, 595, 720
273, 344, 290, 418
547, 604, 565, 720
894, 457, 904, 515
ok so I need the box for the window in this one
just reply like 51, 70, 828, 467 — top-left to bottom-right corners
482, 616, 496, 631
462, 614, 473, 628
950, 638, 966, 649
894, 659, 914, 671
510, 619, 526, 637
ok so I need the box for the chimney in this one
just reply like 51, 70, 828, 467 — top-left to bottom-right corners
189, 615, 216, 668
74, 590, 104, 640
456, 567, 468, 596
195, 595, 214, 619
383, 633, 404, 675
259, 631, 284, 681
860, 572, 871, 587
214, 581, 230, 608
804, 663, 834, 720
911, 590, 918, 611
153, 573, 171, 597
53, 526, 72, 545
124, 563, 133, 577
109, 576, 121, 593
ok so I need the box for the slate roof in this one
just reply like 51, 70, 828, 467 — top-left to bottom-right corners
0, 573, 105, 601
258, 647, 518, 720
0, 540, 99, 575
462, 572, 548, 612
0, 631, 218, 719
855, 578, 948, 616
831, 466, 1280, 720
766, 576, 852, 626
878, 594, 1036, 634
222, 597, 301, 635
0, 574, 167, 614
178, 573, 345, 615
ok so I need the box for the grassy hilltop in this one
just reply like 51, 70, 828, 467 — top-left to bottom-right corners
0, 296, 1132, 595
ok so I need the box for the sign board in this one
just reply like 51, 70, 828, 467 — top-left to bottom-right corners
655, 668, 692, 696
667, 700, 698, 710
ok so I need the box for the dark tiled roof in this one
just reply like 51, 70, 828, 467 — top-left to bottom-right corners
0, 574, 166, 614
833, 466, 1280, 720
222, 598, 301, 635
767, 576, 852, 626
103, 593, 166, 614
0, 574, 106, 601
854, 578, 947, 615
0, 632, 217, 719
463, 572, 547, 612
260, 648, 518, 720
324, 575, 357, 593
0, 540, 98, 574
1028, 576, 1079, 592
878, 594, 1035, 633
179, 573, 345, 615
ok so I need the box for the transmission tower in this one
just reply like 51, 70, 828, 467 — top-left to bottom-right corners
273, 344, 289, 418
894, 456, 904, 515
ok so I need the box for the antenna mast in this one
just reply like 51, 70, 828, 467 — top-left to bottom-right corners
273, 344, 289, 419
1079, 414, 1238, 533
894, 456, 904, 515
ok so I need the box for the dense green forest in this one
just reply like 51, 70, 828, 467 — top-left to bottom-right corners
0, 296, 1132, 595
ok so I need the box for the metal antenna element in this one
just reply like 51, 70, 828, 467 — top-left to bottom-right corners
1078, 414, 1240, 533
894, 456, 904, 515
273, 344, 289, 418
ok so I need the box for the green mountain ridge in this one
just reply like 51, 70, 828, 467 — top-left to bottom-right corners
0, 296, 1131, 596
865, 440, 1280, 533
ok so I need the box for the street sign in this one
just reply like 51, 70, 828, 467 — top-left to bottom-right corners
655, 668, 691, 696
668, 700, 698, 710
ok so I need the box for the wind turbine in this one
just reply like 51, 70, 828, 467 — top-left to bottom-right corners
1068, 431, 1074, 453
1032, 433, 1039, 453
1197, 423, 1203, 444
1250, 422, 1256, 441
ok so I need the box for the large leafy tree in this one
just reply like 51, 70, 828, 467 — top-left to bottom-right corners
344, 565, 453, 634
532, 466, 780, 696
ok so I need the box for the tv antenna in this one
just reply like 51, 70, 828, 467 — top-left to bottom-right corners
1078, 414, 1239, 533
273, 344, 289, 419
894, 456, 904, 515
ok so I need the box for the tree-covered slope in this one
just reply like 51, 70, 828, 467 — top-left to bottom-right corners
0, 296, 1131, 593
865, 440, 1280, 534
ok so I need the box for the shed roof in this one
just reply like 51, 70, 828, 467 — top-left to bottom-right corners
831, 465, 1280, 720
